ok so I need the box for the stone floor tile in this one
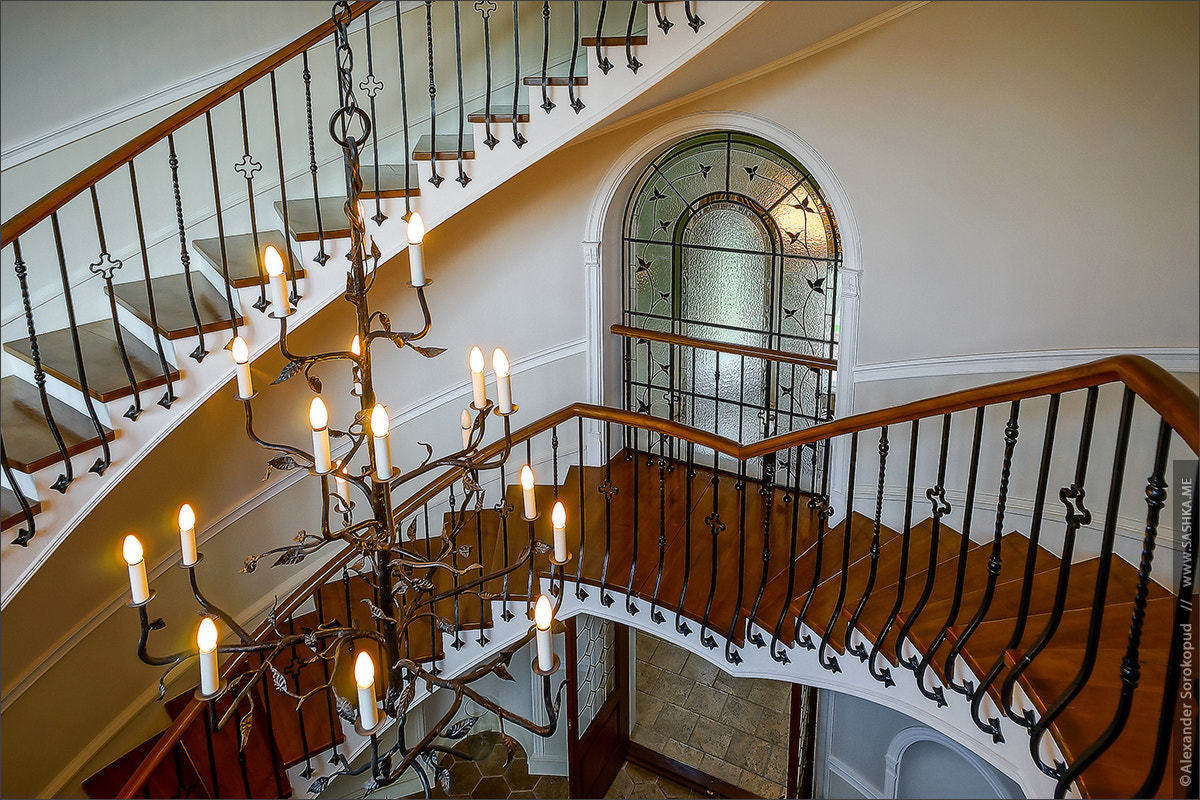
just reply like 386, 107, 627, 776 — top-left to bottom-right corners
631, 721, 670, 751
649, 640, 690, 674
679, 652, 721, 686
747, 679, 790, 710
448, 760, 483, 794
503, 757, 538, 791
739, 769, 784, 800
653, 703, 699, 741
509, 792, 537, 800
604, 769, 636, 799
624, 761, 661, 785
636, 630, 661, 662
661, 737, 705, 769
687, 714, 734, 758
698, 753, 746, 789
720, 694, 765, 736
644, 669, 692, 706
475, 775, 513, 798
532, 774, 569, 799
724, 733, 774, 776
628, 779, 668, 799
636, 688, 665, 727
683, 683, 729, 719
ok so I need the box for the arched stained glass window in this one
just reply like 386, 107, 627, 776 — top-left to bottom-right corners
621, 131, 841, 481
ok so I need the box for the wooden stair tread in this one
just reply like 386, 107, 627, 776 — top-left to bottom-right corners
192, 231, 304, 289
1, 486, 41, 531
272, 197, 353, 241
244, 643, 344, 770
523, 75, 589, 86
109, 273, 242, 341
412, 133, 476, 161
581, 35, 648, 46
3, 320, 181, 403
359, 164, 421, 198
0, 375, 115, 472
467, 106, 530, 123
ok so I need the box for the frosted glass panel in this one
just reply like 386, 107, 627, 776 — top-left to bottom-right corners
679, 204, 771, 346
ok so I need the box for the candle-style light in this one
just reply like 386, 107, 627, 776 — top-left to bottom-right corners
521, 465, 537, 520
333, 459, 350, 504
309, 397, 332, 474
355, 650, 379, 729
197, 617, 219, 696
551, 501, 567, 563
371, 404, 392, 481
178, 504, 197, 567
461, 409, 472, 449
493, 348, 512, 414
123, 535, 150, 604
469, 347, 487, 409
534, 595, 554, 672
263, 245, 290, 315
350, 335, 362, 396
406, 211, 426, 286
230, 336, 252, 398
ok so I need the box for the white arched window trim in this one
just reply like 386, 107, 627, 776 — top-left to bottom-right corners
883, 725, 1023, 799
581, 110, 861, 510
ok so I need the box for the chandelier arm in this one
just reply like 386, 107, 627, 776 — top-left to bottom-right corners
242, 396, 315, 465
378, 690, 464, 786
188, 566, 255, 643
135, 604, 191, 668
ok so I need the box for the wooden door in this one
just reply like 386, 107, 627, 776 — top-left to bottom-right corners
565, 614, 629, 799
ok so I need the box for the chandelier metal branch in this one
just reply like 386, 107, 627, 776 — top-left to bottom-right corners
125, 4, 568, 795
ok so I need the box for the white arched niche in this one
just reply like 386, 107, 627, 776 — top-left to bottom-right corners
580, 110, 861, 511
885, 725, 1025, 799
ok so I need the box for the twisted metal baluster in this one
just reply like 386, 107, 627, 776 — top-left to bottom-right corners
50, 212, 109, 475
88, 185, 141, 420
268, 71, 301, 304
361, 6, 388, 222
624, 0, 641, 72
649, 455, 668, 624
538, 2, 554, 113
675, 442, 695, 636
234, 89, 269, 313
651, 1, 672, 34
301, 50, 331, 265
770, 445, 803, 663
204, 110, 240, 336
594, 1, 613, 73
510, 1, 525, 147
698, 465, 723, 649
1052, 420, 1173, 798
953, 401, 1021, 743
452, 1, 470, 186
574, 417, 589, 599
846, 426, 888, 663
2, 438, 35, 546
724, 459, 749, 665
866, 422, 921, 688
395, 0, 414, 215
166, 133, 208, 361
818, 432, 857, 674
1030, 389, 1135, 776
424, 1, 444, 187
477, 0, 499, 150
747, 453, 777, 648
683, 0, 704, 32
919, 408, 984, 695
969, 396, 1061, 723
567, 1, 584, 112
11, 238, 73, 493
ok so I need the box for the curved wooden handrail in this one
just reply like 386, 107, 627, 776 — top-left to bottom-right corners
611, 323, 838, 371
1, 0, 380, 249
117, 353, 1196, 797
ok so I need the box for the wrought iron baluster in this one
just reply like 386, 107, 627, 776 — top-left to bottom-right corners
818, 432, 857, 674
683, 0, 704, 32
551, 426, 560, 499
88, 185, 142, 420
795, 438, 833, 650
477, 0, 499, 150
649, 454, 668, 624
699, 460, 722, 650
11, 238, 73, 494
723, 459, 749, 665
126, 163, 176, 409
268, 71, 301, 304
598, 421, 617, 606
204, 110, 240, 334
574, 417, 589, 599
538, 2, 554, 113
594, 1, 613, 73
1, 438, 35, 545
567, 1, 584, 112
675, 442, 695, 636
624, 0, 641, 72
202, 702, 221, 798
497, 462, 514, 620
651, 1, 672, 34
473, 495, 489, 645
866, 422, 922, 686
424, 1, 444, 187
301, 50, 330, 266
252, 664, 288, 795
921, 407, 984, 696
166, 133, 209, 360
846, 426, 888, 663
624, 427, 640, 615
361, 7, 388, 221
50, 212, 110, 475
452, 1, 470, 186
312, 589, 347, 768
949, 401, 1021, 743
746, 452, 776, 648
284, 615, 316, 778
1030, 388, 1135, 774
770, 444, 803, 662
1054, 419, 1173, 798
510, 1, 525, 147
234, 89, 269, 314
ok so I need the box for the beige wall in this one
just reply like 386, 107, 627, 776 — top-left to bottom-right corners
2, 2, 1197, 796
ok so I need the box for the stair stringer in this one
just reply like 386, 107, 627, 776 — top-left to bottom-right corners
0, 0, 765, 610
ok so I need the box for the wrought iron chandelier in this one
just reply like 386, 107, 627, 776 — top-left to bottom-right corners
123, 4, 568, 795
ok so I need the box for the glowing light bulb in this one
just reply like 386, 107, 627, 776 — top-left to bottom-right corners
407, 211, 426, 285
124, 534, 150, 605
469, 347, 486, 409
309, 397, 332, 473
197, 617, 218, 653
355, 650, 379, 729
197, 617, 219, 696
123, 534, 143, 566
371, 404, 391, 480
309, 397, 328, 430
493, 348, 512, 413
263, 245, 284, 278
350, 335, 362, 395
263, 245, 290, 314
231, 336, 249, 364
534, 595, 554, 672
407, 211, 425, 245
230, 336, 252, 398
551, 501, 567, 562
521, 465, 536, 520
355, 650, 375, 689
179, 503, 198, 566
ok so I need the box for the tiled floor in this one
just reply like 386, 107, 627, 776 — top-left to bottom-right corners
631, 631, 790, 799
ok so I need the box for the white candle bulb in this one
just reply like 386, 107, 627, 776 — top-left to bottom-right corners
263, 245, 290, 315
407, 211, 426, 286
355, 650, 378, 729
178, 503, 197, 567
493, 348, 512, 414
350, 335, 362, 396
230, 336, 252, 398
334, 460, 350, 503
123, 534, 150, 604
469, 347, 486, 409
371, 404, 392, 481
197, 617, 219, 696
309, 397, 332, 474
551, 501, 567, 563
461, 408, 472, 449
521, 465, 537, 520
534, 595, 554, 672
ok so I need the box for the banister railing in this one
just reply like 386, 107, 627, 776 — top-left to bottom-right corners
118, 354, 1196, 798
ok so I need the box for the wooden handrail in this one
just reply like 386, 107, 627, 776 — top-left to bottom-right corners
611, 323, 837, 371
117, 353, 1196, 797
1, 1, 380, 249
